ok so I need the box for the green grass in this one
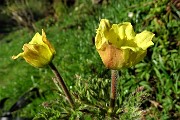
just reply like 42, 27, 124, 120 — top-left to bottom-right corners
0, 0, 180, 119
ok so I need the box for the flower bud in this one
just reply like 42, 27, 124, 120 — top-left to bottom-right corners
12, 29, 56, 68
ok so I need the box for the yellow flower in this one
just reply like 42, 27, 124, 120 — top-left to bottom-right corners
95, 19, 155, 70
12, 29, 56, 68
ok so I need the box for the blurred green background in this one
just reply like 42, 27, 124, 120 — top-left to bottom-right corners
0, 0, 179, 119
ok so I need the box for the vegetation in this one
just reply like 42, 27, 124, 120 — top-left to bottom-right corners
0, 0, 179, 119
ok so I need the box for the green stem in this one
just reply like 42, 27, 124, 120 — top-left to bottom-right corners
49, 62, 74, 108
108, 70, 119, 114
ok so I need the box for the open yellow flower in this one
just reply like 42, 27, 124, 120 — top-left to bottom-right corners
12, 29, 56, 68
95, 19, 155, 70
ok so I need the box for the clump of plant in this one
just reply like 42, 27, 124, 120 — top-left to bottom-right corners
11, 17, 154, 119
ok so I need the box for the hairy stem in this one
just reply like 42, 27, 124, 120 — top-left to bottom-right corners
108, 70, 119, 114
49, 62, 74, 108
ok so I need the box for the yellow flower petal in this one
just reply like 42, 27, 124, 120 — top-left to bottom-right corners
124, 22, 135, 40
23, 44, 53, 68
12, 53, 24, 59
121, 46, 138, 52
29, 33, 43, 45
135, 30, 155, 50
106, 24, 123, 48
118, 24, 126, 40
95, 19, 110, 50
42, 29, 56, 54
